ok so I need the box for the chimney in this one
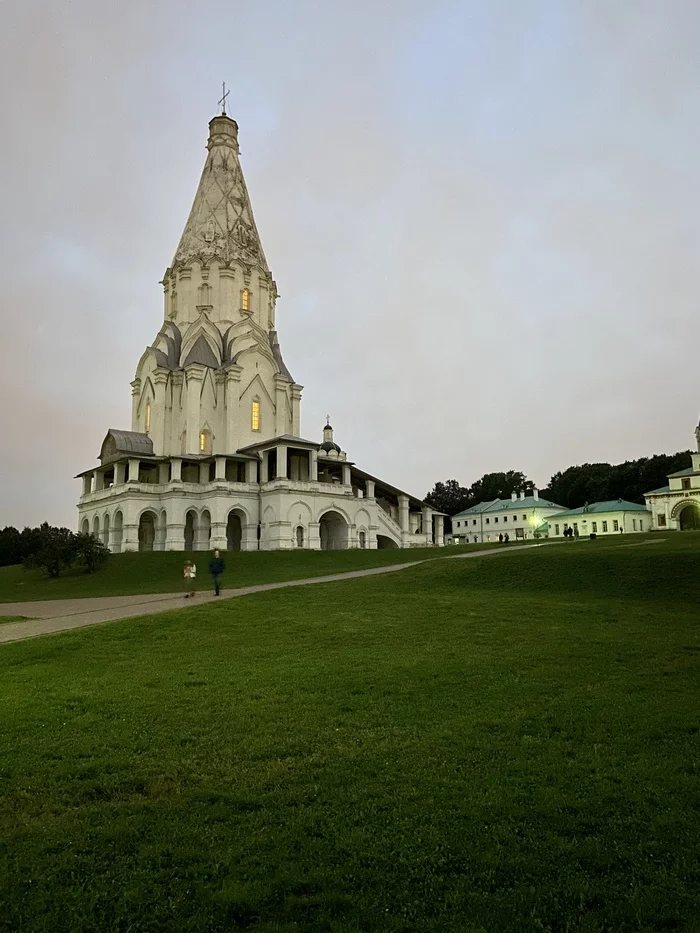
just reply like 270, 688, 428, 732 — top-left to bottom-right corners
533, 488, 539, 500
511, 491, 517, 501
519, 491, 525, 500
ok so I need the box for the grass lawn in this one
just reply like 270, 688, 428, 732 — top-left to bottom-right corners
0, 615, 28, 624
0, 535, 698, 931
0, 544, 485, 603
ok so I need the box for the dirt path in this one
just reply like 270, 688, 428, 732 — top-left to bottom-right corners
0, 543, 545, 645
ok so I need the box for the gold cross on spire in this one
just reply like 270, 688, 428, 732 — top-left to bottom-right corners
218, 81, 230, 116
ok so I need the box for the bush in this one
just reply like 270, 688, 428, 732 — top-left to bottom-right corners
23, 524, 109, 578
74, 533, 109, 574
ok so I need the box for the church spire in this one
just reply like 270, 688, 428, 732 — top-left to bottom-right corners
170, 112, 269, 274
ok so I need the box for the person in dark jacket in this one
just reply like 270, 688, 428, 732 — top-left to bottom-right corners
209, 550, 225, 596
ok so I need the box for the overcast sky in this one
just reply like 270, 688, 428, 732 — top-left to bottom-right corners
1, 0, 700, 528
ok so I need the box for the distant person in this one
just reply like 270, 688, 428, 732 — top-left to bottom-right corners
498, 533, 503, 543
209, 549, 225, 596
504, 532, 509, 544
574, 527, 579, 540
183, 559, 196, 598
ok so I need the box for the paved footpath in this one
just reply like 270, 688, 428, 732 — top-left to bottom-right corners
0, 543, 545, 645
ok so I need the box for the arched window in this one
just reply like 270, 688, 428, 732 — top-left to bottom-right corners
242, 288, 250, 312
296, 526, 304, 548
199, 282, 211, 305
145, 401, 151, 434
251, 399, 260, 431
199, 429, 212, 454
359, 531, 366, 549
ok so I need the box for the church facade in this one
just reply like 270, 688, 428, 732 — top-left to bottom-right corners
76, 112, 444, 552
644, 421, 700, 531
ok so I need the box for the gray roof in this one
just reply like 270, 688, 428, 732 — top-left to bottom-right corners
100, 430, 154, 464
182, 334, 220, 369
546, 499, 650, 519
269, 330, 294, 382
454, 495, 564, 518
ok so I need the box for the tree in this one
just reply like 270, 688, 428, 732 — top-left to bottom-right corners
467, 471, 533, 505
75, 532, 109, 574
424, 480, 471, 516
0, 526, 21, 567
24, 524, 79, 578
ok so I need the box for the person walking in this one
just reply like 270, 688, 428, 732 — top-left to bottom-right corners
209, 550, 225, 596
183, 559, 196, 598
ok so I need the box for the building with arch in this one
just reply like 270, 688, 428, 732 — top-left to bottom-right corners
75, 111, 444, 552
645, 420, 700, 531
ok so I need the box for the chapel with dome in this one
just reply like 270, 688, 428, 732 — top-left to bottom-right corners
76, 109, 444, 551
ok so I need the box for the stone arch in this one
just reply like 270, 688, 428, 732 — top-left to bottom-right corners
81, 518, 89, 535
138, 510, 157, 552
102, 512, 110, 547
226, 508, 247, 551
112, 511, 123, 554
184, 509, 197, 551
92, 515, 100, 538
319, 510, 349, 551
357, 528, 368, 549
295, 525, 305, 548
676, 501, 700, 530
287, 500, 313, 524
377, 534, 399, 550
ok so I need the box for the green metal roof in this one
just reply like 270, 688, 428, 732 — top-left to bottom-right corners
644, 485, 671, 495
667, 467, 697, 477
546, 499, 650, 519
453, 495, 564, 518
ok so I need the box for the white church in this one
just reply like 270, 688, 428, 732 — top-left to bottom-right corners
76, 110, 444, 553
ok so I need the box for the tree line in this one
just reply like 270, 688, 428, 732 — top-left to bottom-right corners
0, 523, 108, 576
425, 450, 691, 526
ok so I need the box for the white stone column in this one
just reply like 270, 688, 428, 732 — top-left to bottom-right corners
309, 449, 318, 482
260, 453, 269, 484
158, 461, 170, 483
94, 471, 104, 491
342, 464, 352, 486
422, 506, 433, 544
366, 479, 375, 499
127, 458, 140, 482
274, 375, 288, 436
308, 521, 321, 550
215, 456, 226, 480
435, 515, 445, 546
291, 385, 303, 436
171, 457, 182, 482
398, 494, 410, 547
108, 521, 120, 552
246, 458, 258, 484
185, 365, 205, 453
276, 445, 288, 479
114, 462, 126, 485
130, 378, 141, 430
199, 461, 210, 485
225, 366, 242, 452
242, 520, 259, 551
152, 370, 168, 454
82, 474, 93, 496
211, 522, 227, 550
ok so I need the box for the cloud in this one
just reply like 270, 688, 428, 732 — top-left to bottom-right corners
1, 0, 699, 527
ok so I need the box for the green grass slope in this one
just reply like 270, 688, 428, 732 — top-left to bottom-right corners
0, 536, 698, 932
0, 544, 477, 603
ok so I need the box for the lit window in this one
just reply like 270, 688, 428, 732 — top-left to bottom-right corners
252, 399, 260, 431
199, 432, 206, 452
145, 402, 151, 433
242, 288, 250, 312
